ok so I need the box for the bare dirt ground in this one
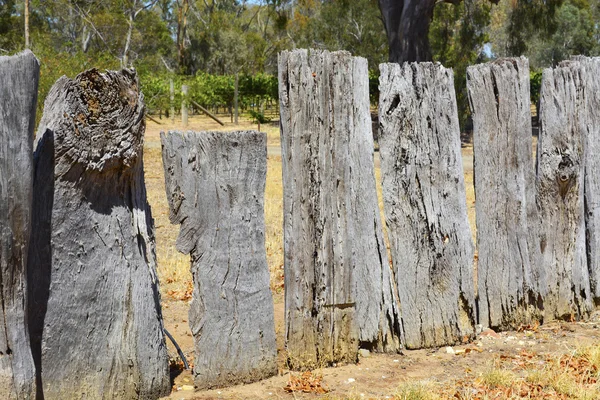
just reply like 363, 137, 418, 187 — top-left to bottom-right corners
145, 114, 600, 400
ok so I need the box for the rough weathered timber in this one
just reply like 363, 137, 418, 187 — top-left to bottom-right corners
0, 50, 38, 399
161, 130, 277, 390
379, 62, 476, 349
278, 49, 402, 369
576, 56, 600, 304
536, 61, 593, 320
466, 58, 543, 330
27, 69, 170, 399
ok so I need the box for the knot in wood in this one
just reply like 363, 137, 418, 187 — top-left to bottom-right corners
556, 154, 576, 197
56, 68, 144, 172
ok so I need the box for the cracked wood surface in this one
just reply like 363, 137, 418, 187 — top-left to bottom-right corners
278, 49, 402, 369
27, 69, 170, 399
467, 58, 543, 330
576, 56, 600, 303
379, 62, 475, 350
0, 50, 38, 399
161, 130, 277, 389
536, 61, 593, 320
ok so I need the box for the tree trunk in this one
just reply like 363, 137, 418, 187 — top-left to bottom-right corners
161, 130, 278, 390
27, 68, 170, 399
0, 50, 38, 400
379, 62, 476, 349
378, 0, 436, 63
536, 61, 592, 321
576, 56, 600, 304
278, 49, 402, 370
466, 58, 543, 330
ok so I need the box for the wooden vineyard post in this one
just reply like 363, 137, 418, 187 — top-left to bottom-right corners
0, 50, 38, 399
466, 58, 543, 330
278, 49, 402, 370
27, 69, 170, 399
379, 62, 476, 349
161, 130, 277, 389
170, 78, 175, 123
182, 84, 188, 127
576, 57, 600, 303
536, 61, 593, 320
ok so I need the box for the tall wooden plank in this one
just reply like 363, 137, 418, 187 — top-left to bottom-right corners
577, 56, 600, 303
161, 130, 277, 390
27, 69, 170, 399
466, 58, 543, 330
278, 49, 402, 369
379, 62, 476, 349
0, 50, 38, 399
537, 61, 593, 320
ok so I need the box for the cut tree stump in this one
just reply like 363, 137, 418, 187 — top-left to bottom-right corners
161, 130, 277, 389
576, 56, 600, 303
536, 61, 593, 320
379, 62, 476, 349
27, 69, 170, 399
278, 49, 402, 369
466, 58, 543, 330
0, 50, 38, 399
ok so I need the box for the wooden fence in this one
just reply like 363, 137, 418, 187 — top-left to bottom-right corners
2, 48, 600, 397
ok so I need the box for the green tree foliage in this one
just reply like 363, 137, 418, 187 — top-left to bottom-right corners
430, 0, 492, 127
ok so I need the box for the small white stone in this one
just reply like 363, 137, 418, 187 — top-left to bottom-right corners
393, 359, 400, 363
347, 378, 356, 384
446, 346, 455, 354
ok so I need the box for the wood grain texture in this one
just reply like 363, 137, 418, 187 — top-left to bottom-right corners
279, 49, 401, 369
536, 61, 593, 321
379, 62, 475, 349
0, 50, 38, 399
576, 56, 600, 303
466, 58, 543, 330
161, 130, 277, 390
28, 69, 170, 399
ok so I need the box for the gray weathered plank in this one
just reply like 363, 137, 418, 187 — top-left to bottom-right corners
576, 56, 600, 303
536, 61, 593, 320
0, 50, 38, 399
161, 130, 277, 390
379, 62, 476, 349
466, 58, 543, 330
279, 49, 401, 369
27, 69, 170, 399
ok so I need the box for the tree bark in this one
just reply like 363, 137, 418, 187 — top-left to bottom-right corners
378, 0, 436, 63
0, 50, 38, 400
536, 61, 593, 321
466, 58, 543, 330
379, 62, 476, 349
278, 49, 402, 369
161, 130, 278, 390
27, 68, 170, 399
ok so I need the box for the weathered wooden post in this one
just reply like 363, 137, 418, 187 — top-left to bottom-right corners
379, 62, 476, 349
27, 69, 170, 399
161, 130, 277, 389
278, 49, 402, 370
536, 60, 593, 320
0, 50, 38, 399
182, 84, 188, 127
576, 56, 600, 303
170, 78, 175, 123
234, 73, 239, 125
466, 58, 543, 330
